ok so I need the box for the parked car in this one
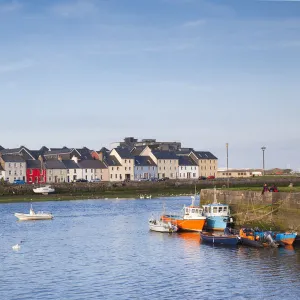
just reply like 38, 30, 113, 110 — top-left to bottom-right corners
13, 179, 25, 185
138, 178, 149, 182
158, 177, 169, 182
76, 179, 88, 182
207, 175, 215, 180
198, 176, 207, 180
150, 177, 159, 182
90, 178, 101, 183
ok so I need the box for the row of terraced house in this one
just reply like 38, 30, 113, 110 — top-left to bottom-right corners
0, 138, 218, 183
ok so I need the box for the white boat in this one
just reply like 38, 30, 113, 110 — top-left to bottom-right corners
33, 185, 55, 195
149, 217, 178, 233
14, 205, 53, 221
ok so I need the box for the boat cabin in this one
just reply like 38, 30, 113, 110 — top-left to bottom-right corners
202, 204, 230, 217
183, 205, 204, 219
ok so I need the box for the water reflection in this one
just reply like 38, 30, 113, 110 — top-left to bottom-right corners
0, 197, 300, 300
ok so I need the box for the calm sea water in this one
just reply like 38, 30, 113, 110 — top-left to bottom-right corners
1, 197, 300, 300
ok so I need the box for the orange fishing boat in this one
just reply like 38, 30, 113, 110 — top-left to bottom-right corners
161, 196, 206, 232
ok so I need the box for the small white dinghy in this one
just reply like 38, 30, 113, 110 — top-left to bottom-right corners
149, 217, 178, 233
14, 204, 53, 221
33, 185, 55, 195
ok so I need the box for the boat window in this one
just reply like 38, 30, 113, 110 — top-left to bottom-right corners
204, 207, 208, 212
218, 207, 223, 213
223, 207, 228, 212
213, 207, 218, 213
191, 209, 195, 213
185, 208, 189, 213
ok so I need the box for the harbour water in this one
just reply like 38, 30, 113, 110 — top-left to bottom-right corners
1, 197, 300, 300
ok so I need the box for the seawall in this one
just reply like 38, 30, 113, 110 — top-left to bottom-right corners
200, 189, 300, 231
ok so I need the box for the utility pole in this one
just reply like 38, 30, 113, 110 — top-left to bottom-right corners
261, 146, 266, 176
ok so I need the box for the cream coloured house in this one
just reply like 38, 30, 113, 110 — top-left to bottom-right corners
44, 160, 67, 183
139, 147, 179, 179
109, 148, 134, 181
189, 151, 218, 178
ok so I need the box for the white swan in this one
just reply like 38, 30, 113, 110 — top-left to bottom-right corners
12, 244, 21, 250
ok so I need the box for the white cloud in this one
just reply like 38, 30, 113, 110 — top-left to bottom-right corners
0, 59, 33, 74
51, 0, 98, 18
0, 0, 22, 13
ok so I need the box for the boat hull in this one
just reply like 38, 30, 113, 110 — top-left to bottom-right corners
240, 237, 264, 248
274, 233, 297, 245
205, 216, 229, 231
161, 215, 206, 232
201, 233, 240, 245
14, 213, 53, 221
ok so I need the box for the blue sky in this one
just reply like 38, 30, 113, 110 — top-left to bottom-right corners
1, 0, 300, 170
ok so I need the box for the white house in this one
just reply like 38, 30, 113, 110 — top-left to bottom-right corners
0, 155, 26, 183
77, 159, 108, 181
178, 156, 198, 179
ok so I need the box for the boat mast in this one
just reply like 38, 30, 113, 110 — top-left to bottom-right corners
213, 186, 217, 204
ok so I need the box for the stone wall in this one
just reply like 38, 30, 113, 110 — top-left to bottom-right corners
200, 189, 300, 230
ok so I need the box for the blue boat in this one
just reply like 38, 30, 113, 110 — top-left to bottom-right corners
254, 230, 297, 246
200, 231, 240, 246
202, 188, 233, 231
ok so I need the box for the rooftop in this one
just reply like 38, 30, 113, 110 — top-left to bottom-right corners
179, 156, 198, 166
152, 151, 178, 160
134, 156, 157, 167
1, 155, 25, 162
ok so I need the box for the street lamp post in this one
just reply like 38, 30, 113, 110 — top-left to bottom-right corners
226, 143, 229, 188
261, 146, 266, 176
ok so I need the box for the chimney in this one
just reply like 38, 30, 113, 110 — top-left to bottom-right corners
72, 155, 78, 164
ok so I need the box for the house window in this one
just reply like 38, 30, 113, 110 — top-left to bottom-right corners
117, 167, 119, 171
14, 163, 17, 167
74, 169, 76, 174
129, 167, 131, 171
120, 174, 122, 180
9, 171, 11, 175
115, 174, 117, 179
171, 173, 174, 178
170, 160, 172, 163
112, 167, 114, 171
111, 174, 113, 179
85, 175, 88, 180
49, 177, 52, 181
125, 167, 127, 171
193, 173, 196, 177
85, 169, 87, 173
159, 167, 161, 170
180, 173, 181, 177
125, 160, 127, 163
170, 167, 171, 170
141, 167, 143, 171
164, 167, 165, 170
101, 175, 103, 180
8, 163, 11, 167
67, 169, 70, 174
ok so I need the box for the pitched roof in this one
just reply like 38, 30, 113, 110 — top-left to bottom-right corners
1, 155, 25, 162
176, 148, 194, 156
179, 156, 197, 166
62, 160, 79, 169
114, 148, 134, 159
130, 146, 145, 156
44, 148, 72, 156
194, 151, 218, 160
75, 147, 93, 160
134, 156, 157, 167
152, 151, 178, 160
77, 159, 107, 169
104, 155, 122, 167
0, 146, 4, 151
44, 160, 66, 169
26, 160, 42, 168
